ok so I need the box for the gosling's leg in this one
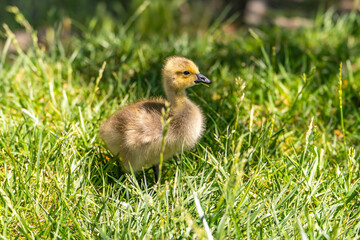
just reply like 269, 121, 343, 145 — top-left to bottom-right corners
152, 164, 159, 182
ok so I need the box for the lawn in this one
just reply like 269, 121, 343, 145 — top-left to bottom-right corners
0, 2, 360, 239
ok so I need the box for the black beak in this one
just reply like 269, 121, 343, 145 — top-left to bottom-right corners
195, 73, 212, 85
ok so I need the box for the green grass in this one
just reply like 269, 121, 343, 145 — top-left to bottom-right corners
1, 3, 360, 239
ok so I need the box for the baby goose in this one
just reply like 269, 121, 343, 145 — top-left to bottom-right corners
99, 56, 211, 181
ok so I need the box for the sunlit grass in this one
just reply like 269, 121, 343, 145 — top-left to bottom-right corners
0, 4, 360, 239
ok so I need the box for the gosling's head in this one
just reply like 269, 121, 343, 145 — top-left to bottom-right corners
162, 56, 211, 94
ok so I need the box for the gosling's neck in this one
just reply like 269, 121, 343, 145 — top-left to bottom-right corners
164, 88, 192, 113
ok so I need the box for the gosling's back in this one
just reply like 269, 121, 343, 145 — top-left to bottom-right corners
99, 99, 165, 171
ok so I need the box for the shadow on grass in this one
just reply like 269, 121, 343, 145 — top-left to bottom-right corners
89, 146, 159, 192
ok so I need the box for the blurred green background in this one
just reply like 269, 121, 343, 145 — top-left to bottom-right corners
0, 0, 343, 31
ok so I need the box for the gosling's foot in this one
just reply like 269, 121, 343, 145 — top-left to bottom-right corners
152, 165, 159, 182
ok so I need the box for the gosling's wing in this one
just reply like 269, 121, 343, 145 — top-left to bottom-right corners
114, 100, 166, 148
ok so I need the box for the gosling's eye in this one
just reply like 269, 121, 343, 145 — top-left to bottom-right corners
183, 71, 190, 75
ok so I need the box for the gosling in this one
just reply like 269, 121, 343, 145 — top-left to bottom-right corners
99, 56, 211, 181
